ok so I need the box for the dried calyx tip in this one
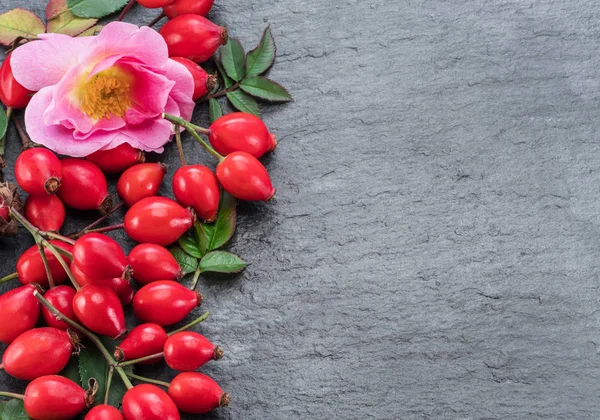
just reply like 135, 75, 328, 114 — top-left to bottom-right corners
44, 177, 60, 194
206, 74, 218, 92
220, 393, 230, 407
220, 27, 229, 45
196, 292, 204, 307
213, 346, 224, 360
114, 347, 124, 362
98, 195, 114, 215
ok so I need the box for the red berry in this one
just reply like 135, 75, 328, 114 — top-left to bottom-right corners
168, 372, 229, 414
73, 284, 126, 338
2, 327, 74, 380
170, 57, 214, 100
73, 233, 129, 281
164, 331, 222, 371
128, 243, 183, 284
124, 197, 194, 245
86, 144, 145, 174
25, 194, 66, 232
117, 163, 166, 207
172, 165, 220, 222
0, 52, 33, 109
114, 323, 168, 363
85, 404, 124, 420
0, 284, 40, 343
58, 158, 113, 213
41, 285, 77, 330
24, 375, 88, 420
0, 196, 9, 221
15, 148, 62, 195
133, 280, 201, 325
137, 0, 174, 8
159, 15, 227, 63
164, 0, 214, 18
70, 262, 134, 305
216, 151, 276, 201
123, 384, 180, 420
17, 240, 73, 287
209, 112, 276, 158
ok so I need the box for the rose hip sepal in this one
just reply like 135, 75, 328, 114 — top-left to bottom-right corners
209, 112, 277, 158
168, 372, 229, 414
15, 148, 62, 195
117, 163, 167, 207
159, 15, 227, 63
122, 384, 180, 420
0, 284, 40, 343
58, 159, 113, 213
24, 194, 66, 232
85, 404, 124, 420
2, 327, 75, 380
41, 286, 77, 330
73, 233, 130, 281
164, 0, 215, 18
164, 331, 223, 371
216, 152, 276, 201
172, 165, 220, 222
128, 243, 183, 284
133, 280, 202, 326
114, 323, 168, 363
171, 57, 215, 100
124, 197, 194, 246
86, 144, 145, 175
72, 284, 126, 338
24, 375, 92, 420
17, 240, 74, 287
0, 52, 33, 109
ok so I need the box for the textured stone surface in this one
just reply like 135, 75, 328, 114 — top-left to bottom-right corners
2, 0, 600, 418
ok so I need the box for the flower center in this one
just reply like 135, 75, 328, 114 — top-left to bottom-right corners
79, 67, 132, 120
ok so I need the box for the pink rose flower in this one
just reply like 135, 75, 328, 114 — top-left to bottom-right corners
10, 22, 195, 157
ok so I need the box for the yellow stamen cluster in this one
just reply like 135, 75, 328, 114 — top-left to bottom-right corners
79, 68, 132, 120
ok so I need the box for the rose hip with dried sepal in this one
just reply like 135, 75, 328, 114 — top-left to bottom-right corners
0, 284, 40, 344
172, 165, 220, 222
85, 405, 124, 420
163, 0, 214, 18
171, 57, 215, 100
209, 112, 277, 158
168, 372, 229, 414
24, 375, 91, 420
0, 52, 33, 109
73, 233, 130, 281
86, 144, 145, 174
41, 285, 77, 330
117, 163, 167, 207
128, 243, 183, 284
164, 331, 223, 371
114, 323, 168, 363
25, 194, 66, 232
122, 384, 180, 420
159, 15, 228, 63
133, 280, 202, 326
15, 148, 62, 195
216, 151, 276, 201
17, 240, 73, 287
58, 158, 113, 213
73, 284, 126, 338
70, 261, 134, 305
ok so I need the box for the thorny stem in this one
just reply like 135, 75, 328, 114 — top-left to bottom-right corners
190, 268, 202, 290
168, 311, 209, 336
0, 107, 12, 155
148, 12, 165, 28
117, 0, 136, 21
199, 82, 240, 102
13, 115, 33, 150
0, 272, 17, 284
126, 372, 170, 388
84, 223, 125, 235
117, 352, 164, 367
175, 127, 187, 166
105, 367, 114, 405
0, 391, 24, 400
37, 243, 55, 289
72, 202, 125, 238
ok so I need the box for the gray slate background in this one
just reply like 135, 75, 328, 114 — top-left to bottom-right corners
2, 0, 600, 419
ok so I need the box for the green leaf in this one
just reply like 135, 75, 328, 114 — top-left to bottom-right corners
200, 251, 247, 273
60, 356, 81, 384
215, 60, 233, 89
169, 246, 198, 275
195, 221, 208, 257
77, 24, 103, 36
78, 346, 107, 407
209, 99, 223, 123
220, 38, 246, 82
178, 229, 203, 259
67, 0, 129, 19
227, 90, 260, 117
46, 0, 97, 36
201, 193, 237, 251
0, 8, 45, 47
0, 399, 29, 420
240, 77, 292, 103
246, 27, 276, 77
0, 108, 7, 141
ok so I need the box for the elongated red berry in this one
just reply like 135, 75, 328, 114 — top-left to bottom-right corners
41, 285, 77, 330
171, 57, 214, 100
133, 280, 201, 325
209, 113, 276, 158
73, 284, 126, 338
70, 262, 134, 305
73, 233, 129, 281
114, 323, 168, 363
164, 0, 214, 18
0, 52, 33, 109
17, 240, 73, 287
168, 372, 229, 414
128, 243, 182, 284
25, 194, 66, 232
124, 197, 194, 246
15, 148, 62, 195
2, 327, 74, 380
216, 152, 275, 201
58, 159, 113, 213
86, 144, 145, 174
159, 15, 227, 63
164, 331, 222, 371
172, 165, 220, 222
85, 404, 124, 420
24, 375, 89, 420
117, 163, 166, 207
122, 384, 179, 420
0, 284, 40, 343
138, 0, 174, 7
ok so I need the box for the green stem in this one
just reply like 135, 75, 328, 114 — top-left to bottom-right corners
84, 223, 125, 235
37, 242, 55, 289
190, 268, 202, 290
117, 352, 163, 367
13, 114, 33, 150
168, 311, 209, 336
115, 367, 134, 390
186, 127, 224, 162
45, 231, 76, 245
104, 367, 114, 405
200, 82, 241, 102
0, 391, 23, 400
126, 372, 170, 388
41, 240, 79, 289
0, 272, 17, 284
162, 113, 211, 135
175, 127, 187, 167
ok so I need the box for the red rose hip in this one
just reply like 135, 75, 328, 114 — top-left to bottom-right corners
171, 57, 215, 100
172, 165, 220, 222
209, 112, 277, 158
0, 52, 33, 108
25, 194, 66, 232
122, 384, 180, 420
164, 0, 214, 18
15, 148, 62, 195
159, 15, 227, 63
114, 323, 168, 363
216, 152, 276, 201
0, 284, 40, 343
117, 163, 166, 207
70, 262, 134, 305
73, 284, 126, 338
73, 233, 129, 281
133, 280, 201, 325
85, 405, 124, 420
86, 144, 145, 174
138, 0, 174, 8
164, 331, 223, 371
129, 243, 183, 284
17, 240, 73, 287
24, 375, 89, 420
168, 372, 229, 414
41, 285, 77, 330
58, 158, 113, 213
